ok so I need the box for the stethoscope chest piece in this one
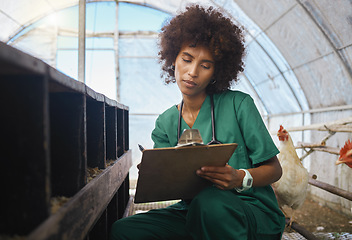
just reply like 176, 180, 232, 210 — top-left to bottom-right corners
177, 95, 222, 145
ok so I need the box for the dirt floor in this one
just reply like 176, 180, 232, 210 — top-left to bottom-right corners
282, 198, 352, 234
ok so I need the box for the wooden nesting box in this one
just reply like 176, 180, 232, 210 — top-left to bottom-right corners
0, 41, 132, 240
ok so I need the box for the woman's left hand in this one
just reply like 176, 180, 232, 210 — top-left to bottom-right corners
196, 164, 244, 190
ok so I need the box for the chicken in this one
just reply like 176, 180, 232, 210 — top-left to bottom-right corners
336, 139, 352, 168
272, 125, 309, 226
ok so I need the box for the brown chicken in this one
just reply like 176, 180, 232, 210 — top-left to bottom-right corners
272, 125, 309, 225
336, 139, 352, 168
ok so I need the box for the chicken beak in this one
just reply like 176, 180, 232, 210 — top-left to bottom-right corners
335, 158, 343, 165
336, 149, 352, 166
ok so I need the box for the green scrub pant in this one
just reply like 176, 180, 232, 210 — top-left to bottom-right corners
110, 187, 282, 240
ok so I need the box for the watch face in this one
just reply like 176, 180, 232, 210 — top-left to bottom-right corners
246, 179, 252, 186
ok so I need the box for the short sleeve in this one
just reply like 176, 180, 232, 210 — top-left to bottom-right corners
151, 116, 172, 148
235, 95, 279, 165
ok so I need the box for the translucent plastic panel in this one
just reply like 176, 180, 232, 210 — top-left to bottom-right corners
118, 2, 171, 32
54, 6, 78, 30
119, 57, 181, 114
57, 36, 78, 49
11, 26, 57, 66
57, 50, 78, 79
244, 40, 281, 85
255, 32, 291, 73
251, 74, 303, 114
86, 2, 116, 33
119, 38, 159, 57
129, 114, 159, 179
85, 50, 117, 100
282, 70, 309, 111
86, 37, 114, 49
219, 0, 262, 38
58, 36, 114, 50
0, 12, 20, 42
255, 32, 309, 111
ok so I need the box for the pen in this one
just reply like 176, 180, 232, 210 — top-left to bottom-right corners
138, 144, 145, 152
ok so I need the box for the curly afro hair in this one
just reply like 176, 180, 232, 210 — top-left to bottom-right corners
158, 4, 246, 94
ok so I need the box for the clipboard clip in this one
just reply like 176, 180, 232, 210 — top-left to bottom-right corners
176, 129, 204, 147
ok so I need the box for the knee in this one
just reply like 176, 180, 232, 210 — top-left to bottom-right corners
110, 219, 128, 240
189, 187, 246, 220
191, 187, 220, 209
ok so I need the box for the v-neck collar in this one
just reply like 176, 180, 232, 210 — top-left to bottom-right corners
178, 95, 211, 129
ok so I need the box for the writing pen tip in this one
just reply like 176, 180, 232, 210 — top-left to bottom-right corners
138, 144, 145, 152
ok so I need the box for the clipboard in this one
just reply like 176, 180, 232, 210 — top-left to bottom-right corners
134, 143, 238, 203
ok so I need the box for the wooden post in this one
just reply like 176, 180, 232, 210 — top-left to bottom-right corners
78, 0, 86, 83
309, 178, 352, 201
285, 218, 319, 240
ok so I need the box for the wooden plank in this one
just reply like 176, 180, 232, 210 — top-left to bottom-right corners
86, 86, 105, 102
27, 151, 132, 240
0, 42, 47, 75
0, 75, 50, 235
49, 67, 86, 94
87, 100, 106, 169
296, 142, 340, 155
286, 117, 352, 132
104, 95, 129, 110
50, 92, 87, 197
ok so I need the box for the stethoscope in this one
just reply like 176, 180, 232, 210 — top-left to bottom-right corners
177, 95, 223, 145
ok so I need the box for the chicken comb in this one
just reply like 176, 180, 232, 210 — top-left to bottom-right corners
278, 125, 284, 132
339, 139, 352, 156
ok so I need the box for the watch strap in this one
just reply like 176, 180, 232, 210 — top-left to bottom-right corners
235, 169, 253, 192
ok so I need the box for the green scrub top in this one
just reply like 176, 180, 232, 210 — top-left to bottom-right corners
151, 90, 285, 235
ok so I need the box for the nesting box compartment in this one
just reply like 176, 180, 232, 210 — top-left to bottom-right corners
0, 42, 132, 240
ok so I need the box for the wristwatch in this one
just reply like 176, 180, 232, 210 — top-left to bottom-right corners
235, 169, 253, 192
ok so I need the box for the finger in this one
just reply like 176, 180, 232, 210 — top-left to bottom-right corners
200, 166, 227, 173
201, 175, 232, 190
197, 170, 231, 182
200, 164, 233, 174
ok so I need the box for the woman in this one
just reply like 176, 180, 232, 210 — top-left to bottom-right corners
111, 5, 285, 240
